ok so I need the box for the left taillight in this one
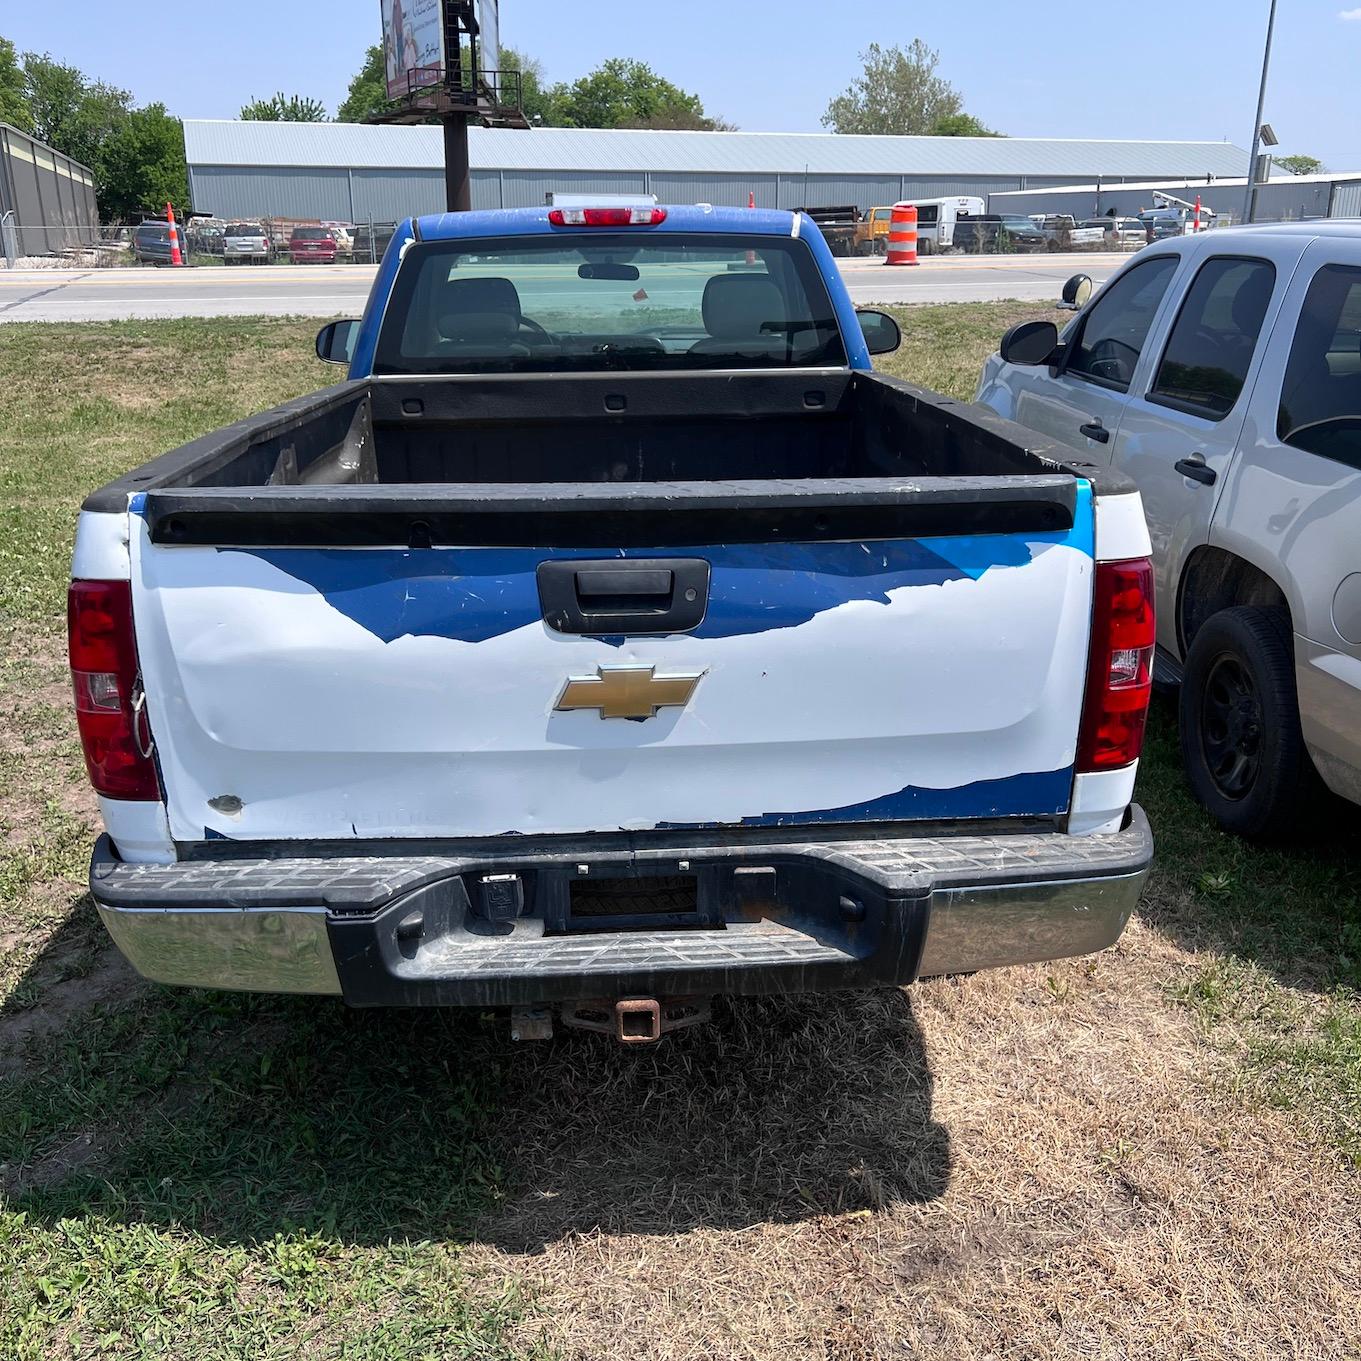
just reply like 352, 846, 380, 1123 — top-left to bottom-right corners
1076, 558, 1155, 773
68, 579, 160, 800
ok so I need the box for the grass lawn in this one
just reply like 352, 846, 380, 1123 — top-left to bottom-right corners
1, 308, 1358, 1361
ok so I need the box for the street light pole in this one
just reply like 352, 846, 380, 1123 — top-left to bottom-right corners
1242, 0, 1279, 225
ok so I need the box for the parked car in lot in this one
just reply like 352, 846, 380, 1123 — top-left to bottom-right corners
1139, 209, 1189, 242
322, 223, 355, 258
223, 222, 269, 264
1083, 217, 1148, 250
71, 203, 1153, 1038
352, 221, 398, 262
954, 213, 1048, 254
1033, 215, 1108, 252
132, 220, 183, 265
289, 226, 339, 263
976, 222, 1361, 837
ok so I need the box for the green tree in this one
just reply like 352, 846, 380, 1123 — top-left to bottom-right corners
1276, 153, 1324, 176
23, 53, 132, 169
337, 45, 388, 123
500, 46, 555, 125
0, 36, 31, 131
96, 103, 188, 219
240, 92, 328, 122
929, 111, 1001, 137
822, 40, 964, 135
545, 57, 730, 130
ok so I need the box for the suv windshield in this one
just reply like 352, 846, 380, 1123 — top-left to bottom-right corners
374, 233, 848, 375
226, 224, 262, 237
293, 228, 332, 241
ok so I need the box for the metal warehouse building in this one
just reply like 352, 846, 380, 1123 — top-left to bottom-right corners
1, 121, 99, 260
991, 171, 1361, 224
182, 120, 1250, 224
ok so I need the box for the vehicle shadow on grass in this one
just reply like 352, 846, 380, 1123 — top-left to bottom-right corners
2, 902, 950, 1252
1134, 699, 1361, 994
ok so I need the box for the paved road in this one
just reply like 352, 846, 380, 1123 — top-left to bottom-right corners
0, 253, 1129, 323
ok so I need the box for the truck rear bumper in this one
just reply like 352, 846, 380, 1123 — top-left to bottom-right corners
91, 810, 1152, 1005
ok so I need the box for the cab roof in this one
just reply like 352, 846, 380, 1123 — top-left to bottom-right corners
413, 204, 801, 241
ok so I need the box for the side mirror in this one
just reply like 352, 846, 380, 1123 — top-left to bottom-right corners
316, 319, 359, 365
1058, 273, 1093, 311
858, 309, 901, 356
999, 319, 1061, 367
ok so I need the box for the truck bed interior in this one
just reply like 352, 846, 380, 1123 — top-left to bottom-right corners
106, 371, 1080, 492
90, 371, 1122, 548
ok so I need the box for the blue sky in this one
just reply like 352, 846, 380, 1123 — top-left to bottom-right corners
6, 1, 1361, 169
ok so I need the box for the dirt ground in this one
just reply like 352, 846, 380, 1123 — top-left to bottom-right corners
2, 314, 1358, 1361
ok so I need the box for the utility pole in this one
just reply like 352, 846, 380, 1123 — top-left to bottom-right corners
1242, 0, 1279, 225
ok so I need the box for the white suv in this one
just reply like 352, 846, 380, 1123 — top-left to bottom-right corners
223, 222, 269, 265
977, 222, 1361, 837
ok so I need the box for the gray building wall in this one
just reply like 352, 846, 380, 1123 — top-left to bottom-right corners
0, 122, 99, 254
989, 176, 1361, 224
187, 165, 1178, 225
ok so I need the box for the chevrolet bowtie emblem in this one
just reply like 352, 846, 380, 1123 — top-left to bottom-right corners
554, 666, 705, 720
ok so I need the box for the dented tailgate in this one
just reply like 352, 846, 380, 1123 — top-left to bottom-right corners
127, 482, 1097, 845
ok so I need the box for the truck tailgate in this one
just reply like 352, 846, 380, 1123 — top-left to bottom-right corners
128, 481, 1096, 843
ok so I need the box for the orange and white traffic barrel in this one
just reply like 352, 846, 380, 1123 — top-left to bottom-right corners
885, 204, 919, 266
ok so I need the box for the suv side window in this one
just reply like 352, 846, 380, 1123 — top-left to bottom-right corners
1066, 255, 1179, 390
1278, 263, 1361, 467
1148, 256, 1276, 418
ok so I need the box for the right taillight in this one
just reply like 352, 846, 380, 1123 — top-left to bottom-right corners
68, 579, 161, 801
1076, 558, 1155, 772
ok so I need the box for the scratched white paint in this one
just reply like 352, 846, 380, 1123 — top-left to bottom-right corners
129, 522, 1095, 842
1094, 492, 1152, 562
1068, 765, 1138, 836
72, 510, 131, 581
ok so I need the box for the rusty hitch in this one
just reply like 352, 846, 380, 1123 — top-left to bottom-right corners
553, 996, 712, 1044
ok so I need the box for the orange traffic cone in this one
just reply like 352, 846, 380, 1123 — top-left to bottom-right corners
166, 202, 184, 267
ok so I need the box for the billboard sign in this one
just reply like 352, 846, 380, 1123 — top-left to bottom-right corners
478, 0, 499, 73
382, 0, 447, 100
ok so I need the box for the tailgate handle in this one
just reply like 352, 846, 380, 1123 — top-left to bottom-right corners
538, 559, 710, 635
575, 568, 673, 599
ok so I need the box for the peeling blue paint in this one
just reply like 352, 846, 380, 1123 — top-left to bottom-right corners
230, 511, 1090, 647
658, 767, 1073, 828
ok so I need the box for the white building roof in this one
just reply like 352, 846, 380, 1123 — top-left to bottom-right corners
183, 120, 1250, 180
990, 170, 1361, 197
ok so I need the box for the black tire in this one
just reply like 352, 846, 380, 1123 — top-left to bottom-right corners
1178, 606, 1316, 838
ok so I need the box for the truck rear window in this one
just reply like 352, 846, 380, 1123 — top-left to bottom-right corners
373, 233, 847, 374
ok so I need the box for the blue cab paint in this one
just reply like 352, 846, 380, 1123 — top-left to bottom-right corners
346, 205, 873, 378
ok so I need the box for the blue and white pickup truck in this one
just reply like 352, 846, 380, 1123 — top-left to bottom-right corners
71, 204, 1154, 1042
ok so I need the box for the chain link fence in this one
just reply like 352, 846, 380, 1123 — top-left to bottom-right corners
0, 217, 401, 269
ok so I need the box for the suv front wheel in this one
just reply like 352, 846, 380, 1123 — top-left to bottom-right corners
1178, 606, 1316, 838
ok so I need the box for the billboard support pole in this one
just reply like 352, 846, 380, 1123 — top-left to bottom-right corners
443, 116, 472, 213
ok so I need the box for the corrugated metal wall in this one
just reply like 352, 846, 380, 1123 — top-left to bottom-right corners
0, 124, 98, 253
1329, 179, 1361, 218
186, 163, 1354, 228
993, 176, 1361, 224
188, 166, 355, 221
351, 169, 446, 220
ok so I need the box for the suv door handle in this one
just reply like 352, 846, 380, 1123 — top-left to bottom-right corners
1175, 457, 1217, 486
1079, 420, 1110, 443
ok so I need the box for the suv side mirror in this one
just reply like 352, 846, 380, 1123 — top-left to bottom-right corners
316, 319, 359, 365
999, 319, 1061, 367
1058, 273, 1093, 311
857, 309, 902, 356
